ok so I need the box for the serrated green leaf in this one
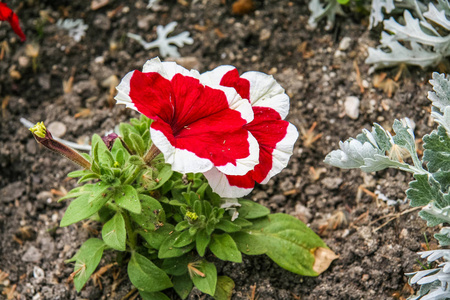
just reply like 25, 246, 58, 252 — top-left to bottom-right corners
60, 183, 112, 227
419, 210, 450, 227
66, 238, 106, 292
435, 228, 450, 246
190, 260, 217, 296
173, 273, 193, 300
159, 231, 195, 259
407, 174, 444, 207
195, 229, 210, 257
139, 223, 175, 250
232, 214, 330, 276
130, 195, 163, 231
139, 291, 170, 300
127, 252, 172, 292
210, 234, 242, 263
102, 212, 126, 251
113, 185, 141, 214
423, 127, 450, 173
214, 276, 234, 300
238, 199, 270, 219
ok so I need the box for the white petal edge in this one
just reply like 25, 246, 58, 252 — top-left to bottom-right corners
204, 168, 253, 198
115, 71, 138, 110
150, 127, 214, 174
142, 57, 198, 80
260, 122, 299, 184
199, 65, 236, 86
241, 71, 290, 120
216, 131, 260, 176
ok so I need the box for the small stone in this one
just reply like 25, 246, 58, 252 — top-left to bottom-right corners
321, 177, 343, 190
22, 246, 43, 262
47, 121, 67, 138
33, 266, 45, 280
270, 194, 286, 204
18, 56, 30, 67
293, 203, 312, 223
339, 37, 352, 51
93, 14, 111, 30
0, 182, 25, 203
344, 96, 360, 120
26, 139, 37, 154
38, 74, 51, 90
259, 28, 271, 41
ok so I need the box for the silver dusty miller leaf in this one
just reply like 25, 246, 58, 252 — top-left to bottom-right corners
366, 4, 450, 69
127, 21, 194, 58
307, 0, 345, 30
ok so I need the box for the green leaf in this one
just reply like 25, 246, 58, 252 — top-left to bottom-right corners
238, 199, 270, 219
152, 165, 174, 190
78, 173, 100, 183
215, 219, 242, 233
161, 255, 190, 276
67, 169, 90, 178
139, 291, 170, 300
102, 212, 126, 251
214, 276, 235, 300
159, 231, 195, 259
60, 183, 112, 227
210, 234, 242, 263
173, 273, 193, 299
66, 238, 106, 292
173, 230, 195, 248
129, 132, 146, 156
195, 229, 210, 257
130, 195, 163, 231
190, 260, 217, 296
113, 185, 141, 214
423, 127, 450, 173
419, 210, 450, 227
92, 134, 114, 166
139, 223, 175, 250
231, 214, 329, 276
127, 252, 173, 292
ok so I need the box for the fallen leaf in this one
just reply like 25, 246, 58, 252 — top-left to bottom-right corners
312, 247, 338, 274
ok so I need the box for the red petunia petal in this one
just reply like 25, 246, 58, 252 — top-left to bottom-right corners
0, 3, 26, 41
115, 58, 259, 175
204, 107, 298, 198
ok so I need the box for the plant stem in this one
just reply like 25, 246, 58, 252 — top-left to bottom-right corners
123, 212, 137, 250
143, 144, 161, 166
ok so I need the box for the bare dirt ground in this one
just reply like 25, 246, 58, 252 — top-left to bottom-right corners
0, 0, 440, 299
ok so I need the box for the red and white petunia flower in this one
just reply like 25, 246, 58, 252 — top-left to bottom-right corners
0, 3, 26, 42
115, 57, 259, 178
200, 66, 299, 197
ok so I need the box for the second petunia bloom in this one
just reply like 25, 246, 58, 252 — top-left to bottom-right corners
200, 66, 299, 197
115, 58, 259, 179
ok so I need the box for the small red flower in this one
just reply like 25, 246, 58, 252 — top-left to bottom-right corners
0, 3, 26, 41
115, 58, 259, 178
200, 66, 298, 197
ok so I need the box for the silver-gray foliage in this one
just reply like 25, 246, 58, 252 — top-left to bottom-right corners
366, 1, 450, 69
325, 73, 450, 299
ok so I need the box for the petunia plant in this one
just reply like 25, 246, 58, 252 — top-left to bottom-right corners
30, 58, 336, 299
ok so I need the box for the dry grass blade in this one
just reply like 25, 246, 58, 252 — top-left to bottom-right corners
353, 60, 364, 93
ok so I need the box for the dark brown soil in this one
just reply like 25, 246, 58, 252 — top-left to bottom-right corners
0, 0, 438, 299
